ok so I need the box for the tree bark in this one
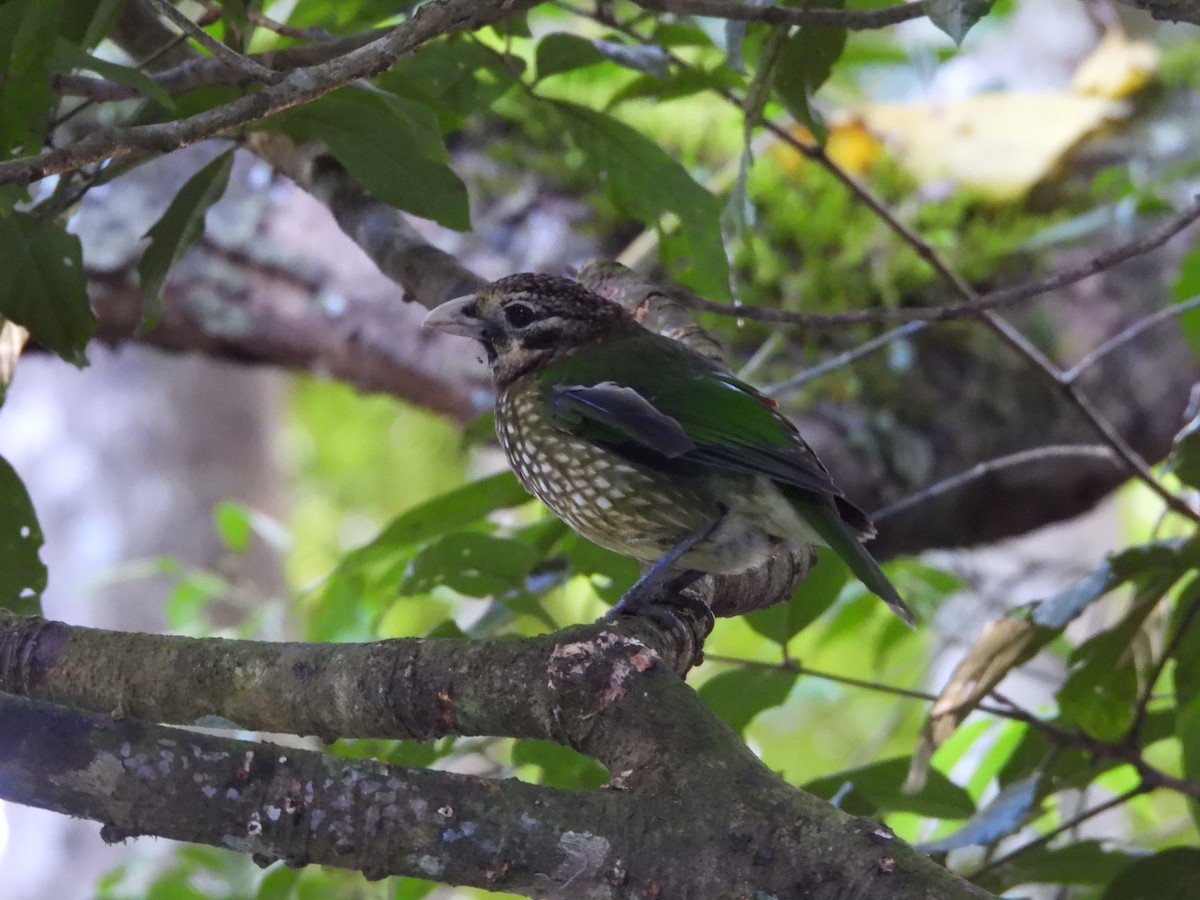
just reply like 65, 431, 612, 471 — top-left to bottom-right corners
0, 610, 989, 898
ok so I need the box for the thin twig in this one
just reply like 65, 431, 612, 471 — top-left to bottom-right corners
766, 321, 926, 395
985, 309, 1200, 522
629, 0, 931, 30
966, 786, 1146, 882
871, 446, 1121, 523
679, 194, 1200, 328
983, 691, 1200, 800
705, 654, 942, 703
148, 0, 280, 83
1064, 294, 1200, 383
151, 28, 392, 95
704, 655, 1053, 724
49, 73, 144, 102
196, 1, 337, 41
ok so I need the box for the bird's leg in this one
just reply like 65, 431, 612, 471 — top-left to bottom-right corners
602, 507, 726, 621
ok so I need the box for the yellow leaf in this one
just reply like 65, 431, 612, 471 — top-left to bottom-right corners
1072, 30, 1159, 100
858, 92, 1125, 200
826, 118, 883, 177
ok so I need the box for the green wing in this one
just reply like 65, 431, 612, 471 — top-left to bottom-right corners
540, 333, 844, 502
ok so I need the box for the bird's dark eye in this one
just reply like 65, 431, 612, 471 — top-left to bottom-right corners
503, 302, 536, 328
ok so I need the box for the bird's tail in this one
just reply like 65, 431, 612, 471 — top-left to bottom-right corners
787, 492, 916, 627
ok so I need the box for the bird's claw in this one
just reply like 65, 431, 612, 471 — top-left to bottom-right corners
598, 582, 714, 671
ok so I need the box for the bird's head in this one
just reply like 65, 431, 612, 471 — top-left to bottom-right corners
422, 273, 640, 386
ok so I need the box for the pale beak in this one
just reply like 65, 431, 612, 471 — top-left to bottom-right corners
422, 294, 484, 339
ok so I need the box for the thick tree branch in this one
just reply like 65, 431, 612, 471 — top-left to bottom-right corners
629, 0, 931, 29
0, 0, 537, 186
1113, 0, 1200, 25
0, 691, 628, 895
0, 611, 708, 755
86, 253, 482, 424
0, 613, 988, 898
247, 135, 485, 305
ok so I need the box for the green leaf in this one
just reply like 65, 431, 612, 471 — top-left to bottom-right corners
1170, 580, 1200, 709
0, 453, 45, 615
698, 665, 797, 734
1057, 575, 1170, 741
221, 0, 249, 30
1057, 652, 1138, 742
1178, 695, 1200, 831
804, 758, 975, 819
313, 475, 529, 641
745, 553, 849, 646
0, 210, 95, 366
0, 0, 62, 158
563, 532, 640, 604
400, 532, 536, 598
511, 739, 608, 790
978, 840, 1143, 894
391, 877, 437, 900
255, 864, 300, 900
1173, 235, 1200, 361
536, 33, 608, 80
213, 501, 252, 553
1100, 847, 1200, 900
346, 472, 529, 571
607, 66, 742, 107
553, 101, 729, 298
918, 775, 1040, 853
272, 88, 468, 230
138, 149, 234, 324
1031, 538, 1197, 630
1168, 408, 1200, 489
491, 12, 531, 38
381, 39, 521, 131
926, 0, 996, 45
51, 39, 173, 108
65, 0, 126, 49
272, 87, 469, 230
773, 11, 846, 142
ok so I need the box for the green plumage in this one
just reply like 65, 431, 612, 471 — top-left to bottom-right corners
423, 273, 913, 626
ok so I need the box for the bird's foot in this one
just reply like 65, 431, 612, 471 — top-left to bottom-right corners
599, 572, 714, 670
601, 569, 704, 621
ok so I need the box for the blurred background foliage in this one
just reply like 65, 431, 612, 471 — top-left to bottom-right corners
3, 0, 1200, 897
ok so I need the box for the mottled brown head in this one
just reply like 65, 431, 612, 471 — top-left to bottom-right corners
422, 273, 641, 386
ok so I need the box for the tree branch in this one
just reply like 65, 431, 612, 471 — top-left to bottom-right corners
0, 690, 631, 895
0, 613, 989, 898
0, 0, 538, 186
678, 194, 1200, 328
629, 0, 931, 30
146, 0, 280, 84
1112, 0, 1200, 25
85, 252, 483, 425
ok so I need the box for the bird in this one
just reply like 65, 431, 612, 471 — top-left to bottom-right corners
422, 273, 913, 626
